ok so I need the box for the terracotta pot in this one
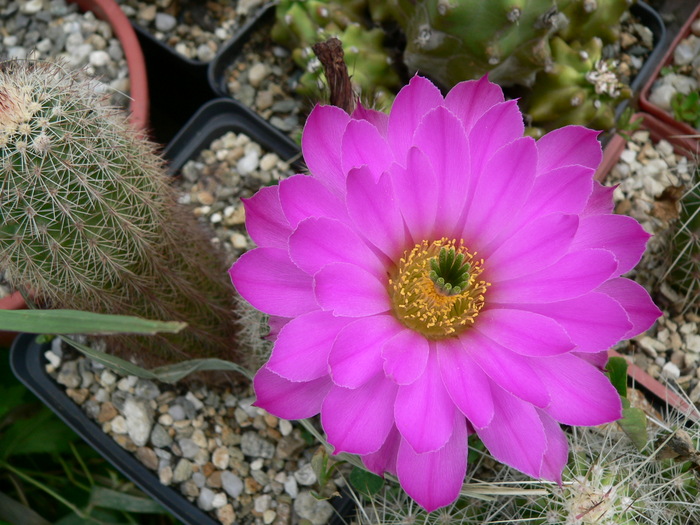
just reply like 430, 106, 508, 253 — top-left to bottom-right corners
0, 291, 27, 347
68, 0, 150, 131
598, 112, 700, 420
638, 2, 700, 155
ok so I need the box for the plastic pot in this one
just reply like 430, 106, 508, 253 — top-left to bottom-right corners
162, 97, 301, 174
132, 24, 217, 145
67, 0, 150, 131
10, 333, 356, 525
639, 2, 700, 153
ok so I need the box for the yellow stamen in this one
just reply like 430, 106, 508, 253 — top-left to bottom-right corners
388, 238, 490, 339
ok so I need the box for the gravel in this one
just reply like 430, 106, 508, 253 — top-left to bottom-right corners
0, 0, 131, 108
605, 128, 700, 401
45, 340, 346, 524
118, 0, 266, 62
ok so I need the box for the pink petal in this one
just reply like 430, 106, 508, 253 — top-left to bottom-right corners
490, 249, 618, 303
266, 310, 354, 381
582, 182, 616, 216
518, 165, 594, 223
437, 338, 494, 428
289, 217, 384, 278
266, 316, 290, 342
363, 426, 400, 476
322, 373, 397, 455
486, 213, 579, 280
575, 350, 609, 369
314, 262, 390, 317
390, 147, 438, 243
243, 186, 292, 250
534, 353, 622, 426
387, 75, 444, 162
395, 350, 457, 454
468, 100, 524, 176
396, 414, 467, 512
329, 315, 404, 388
462, 137, 537, 247
536, 126, 602, 173
523, 292, 633, 352
341, 119, 395, 179
475, 308, 574, 356
463, 331, 550, 407
346, 166, 406, 258
352, 101, 389, 136
230, 248, 318, 317
537, 410, 569, 483
279, 174, 349, 229
444, 76, 505, 134
570, 215, 651, 276
476, 384, 547, 479
410, 106, 471, 237
302, 104, 351, 196
382, 329, 429, 385
596, 278, 662, 337
253, 366, 331, 419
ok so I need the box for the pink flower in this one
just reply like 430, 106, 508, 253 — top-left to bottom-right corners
230, 76, 661, 511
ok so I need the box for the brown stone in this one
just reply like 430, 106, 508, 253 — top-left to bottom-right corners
206, 470, 223, 489
216, 504, 236, 525
136, 447, 158, 471
97, 401, 118, 423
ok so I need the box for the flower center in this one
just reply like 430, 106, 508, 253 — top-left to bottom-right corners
388, 238, 490, 339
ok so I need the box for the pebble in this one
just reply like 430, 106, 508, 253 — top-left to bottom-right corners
221, 471, 244, 499
294, 491, 335, 525
241, 431, 276, 459
123, 398, 152, 447
154, 12, 177, 32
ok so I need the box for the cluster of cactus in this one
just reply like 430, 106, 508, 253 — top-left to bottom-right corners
527, 36, 632, 133
665, 168, 700, 314
0, 60, 238, 366
271, 0, 402, 109
272, 0, 637, 132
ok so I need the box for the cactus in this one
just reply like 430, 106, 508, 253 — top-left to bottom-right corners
0, 60, 238, 366
355, 412, 700, 524
380, 0, 634, 90
526, 36, 632, 131
664, 171, 700, 314
272, 0, 401, 109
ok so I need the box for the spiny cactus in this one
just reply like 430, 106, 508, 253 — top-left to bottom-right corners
272, 0, 401, 109
665, 170, 700, 314
0, 60, 238, 366
383, 0, 634, 89
354, 411, 700, 524
527, 36, 632, 132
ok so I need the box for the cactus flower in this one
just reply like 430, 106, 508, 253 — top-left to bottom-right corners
229, 75, 661, 511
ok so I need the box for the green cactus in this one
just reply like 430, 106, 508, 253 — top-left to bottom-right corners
665, 172, 700, 314
526, 36, 632, 131
0, 60, 238, 365
378, 0, 634, 90
272, 0, 401, 109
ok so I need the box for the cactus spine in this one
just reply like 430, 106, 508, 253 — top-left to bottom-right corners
665, 170, 700, 314
0, 60, 238, 365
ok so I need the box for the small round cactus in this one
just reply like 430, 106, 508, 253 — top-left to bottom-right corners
0, 60, 238, 365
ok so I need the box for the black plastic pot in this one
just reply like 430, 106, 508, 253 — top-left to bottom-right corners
162, 97, 301, 175
10, 333, 219, 525
134, 24, 217, 146
10, 333, 356, 525
207, 3, 276, 99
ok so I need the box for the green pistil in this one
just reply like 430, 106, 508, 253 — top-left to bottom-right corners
429, 247, 471, 296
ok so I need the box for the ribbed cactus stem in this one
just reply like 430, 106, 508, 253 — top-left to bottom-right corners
0, 60, 238, 366
668, 174, 700, 314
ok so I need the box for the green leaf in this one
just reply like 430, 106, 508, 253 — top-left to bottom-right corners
0, 492, 51, 525
64, 337, 252, 383
618, 398, 648, 451
606, 356, 628, 398
349, 467, 384, 496
88, 487, 166, 514
0, 407, 76, 459
0, 309, 186, 335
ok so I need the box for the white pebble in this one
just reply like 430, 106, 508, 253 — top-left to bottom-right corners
111, 415, 127, 434
248, 63, 269, 88
661, 361, 681, 380
155, 13, 177, 32
279, 419, 293, 436
100, 369, 117, 386
89, 50, 111, 67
